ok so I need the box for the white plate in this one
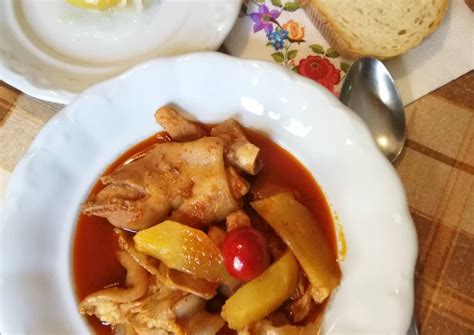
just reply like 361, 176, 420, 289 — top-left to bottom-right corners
0, 0, 240, 104
0, 52, 417, 334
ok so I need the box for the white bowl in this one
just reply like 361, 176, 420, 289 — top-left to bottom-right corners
0, 0, 240, 104
0, 52, 417, 334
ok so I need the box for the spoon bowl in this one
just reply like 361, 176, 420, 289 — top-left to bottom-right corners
340, 57, 406, 162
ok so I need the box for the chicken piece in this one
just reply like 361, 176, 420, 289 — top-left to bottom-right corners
82, 137, 240, 230
211, 119, 262, 175
265, 230, 287, 261
227, 167, 250, 199
113, 323, 138, 335
155, 106, 206, 141
129, 286, 187, 334
266, 311, 291, 327
225, 210, 251, 232
208, 226, 227, 249
173, 295, 225, 335
173, 294, 206, 319
181, 311, 225, 335
288, 288, 314, 323
82, 275, 187, 334
286, 273, 315, 323
116, 229, 164, 278
79, 251, 149, 323
250, 318, 322, 335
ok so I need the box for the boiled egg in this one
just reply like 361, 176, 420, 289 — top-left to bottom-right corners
66, 0, 143, 11
66, 0, 122, 11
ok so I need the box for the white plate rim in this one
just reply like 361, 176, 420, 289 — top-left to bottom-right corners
0, 0, 241, 104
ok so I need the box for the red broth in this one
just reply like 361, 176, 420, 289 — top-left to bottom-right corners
73, 129, 338, 334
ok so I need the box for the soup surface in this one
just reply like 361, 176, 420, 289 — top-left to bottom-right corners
73, 127, 339, 334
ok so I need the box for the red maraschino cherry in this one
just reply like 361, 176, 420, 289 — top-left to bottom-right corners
222, 227, 270, 281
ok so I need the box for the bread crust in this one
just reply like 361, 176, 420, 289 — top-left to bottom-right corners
299, 0, 449, 59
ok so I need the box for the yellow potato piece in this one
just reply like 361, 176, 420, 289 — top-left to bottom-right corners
134, 220, 235, 286
66, 0, 121, 11
221, 250, 299, 330
251, 193, 341, 303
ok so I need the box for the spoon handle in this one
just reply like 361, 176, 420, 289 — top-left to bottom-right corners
407, 317, 419, 335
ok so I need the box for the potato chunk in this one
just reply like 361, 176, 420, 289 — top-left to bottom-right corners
134, 220, 236, 286
221, 250, 299, 330
251, 193, 341, 303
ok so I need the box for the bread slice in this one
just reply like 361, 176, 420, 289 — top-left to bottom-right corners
300, 0, 449, 59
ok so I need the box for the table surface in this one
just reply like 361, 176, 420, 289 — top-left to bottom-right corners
0, 69, 473, 334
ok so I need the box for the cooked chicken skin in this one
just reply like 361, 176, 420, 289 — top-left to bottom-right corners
156, 109, 260, 175
226, 167, 250, 199
82, 137, 241, 230
79, 251, 150, 324
287, 273, 315, 323
225, 210, 251, 232
211, 119, 262, 175
155, 106, 206, 141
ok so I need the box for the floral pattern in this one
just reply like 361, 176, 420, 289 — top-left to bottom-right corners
242, 0, 350, 95
297, 55, 341, 92
248, 4, 281, 33
266, 29, 288, 50
283, 20, 304, 41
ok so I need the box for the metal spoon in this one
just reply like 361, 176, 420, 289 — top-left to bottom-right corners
340, 57, 418, 335
340, 57, 406, 162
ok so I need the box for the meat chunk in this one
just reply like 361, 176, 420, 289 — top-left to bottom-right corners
91, 283, 218, 335
82, 137, 240, 230
159, 264, 219, 300
207, 226, 227, 248
155, 106, 206, 141
180, 310, 225, 335
173, 295, 226, 335
211, 119, 262, 175
225, 210, 251, 232
79, 251, 149, 323
79, 247, 187, 334
286, 274, 315, 323
112, 323, 137, 335
250, 318, 321, 335
116, 229, 163, 279
129, 286, 187, 334
226, 167, 250, 199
